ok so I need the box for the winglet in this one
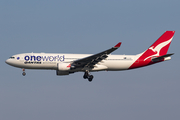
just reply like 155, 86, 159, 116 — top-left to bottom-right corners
114, 42, 121, 48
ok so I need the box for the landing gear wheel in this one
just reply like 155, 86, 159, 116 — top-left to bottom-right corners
88, 75, 94, 82
83, 71, 89, 79
22, 72, 26, 76
83, 75, 88, 79
83, 71, 94, 82
22, 68, 26, 76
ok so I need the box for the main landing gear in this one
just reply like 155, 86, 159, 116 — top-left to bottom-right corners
83, 71, 94, 82
22, 68, 26, 76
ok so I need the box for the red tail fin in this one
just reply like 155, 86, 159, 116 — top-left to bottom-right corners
129, 31, 175, 69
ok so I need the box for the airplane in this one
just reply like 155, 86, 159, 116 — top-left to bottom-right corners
5, 31, 175, 82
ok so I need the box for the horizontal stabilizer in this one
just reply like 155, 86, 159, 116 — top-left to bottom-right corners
151, 53, 174, 62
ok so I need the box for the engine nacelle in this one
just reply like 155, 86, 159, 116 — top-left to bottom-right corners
56, 63, 71, 76
57, 63, 71, 71
56, 70, 69, 75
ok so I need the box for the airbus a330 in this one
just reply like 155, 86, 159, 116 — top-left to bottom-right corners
5, 31, 175, 82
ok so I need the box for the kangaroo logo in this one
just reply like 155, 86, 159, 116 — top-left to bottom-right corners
144, 38, 172, 61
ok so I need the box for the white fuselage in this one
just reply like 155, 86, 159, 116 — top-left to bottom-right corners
5, 53, 139, 72
5, 31, 175, 81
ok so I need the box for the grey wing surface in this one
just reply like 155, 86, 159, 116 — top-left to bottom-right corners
71, 42, 121, 69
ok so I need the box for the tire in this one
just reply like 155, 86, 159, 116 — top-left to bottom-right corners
22, 72, 26, 76
83, 72, 89, 79
88, 75, 94, 82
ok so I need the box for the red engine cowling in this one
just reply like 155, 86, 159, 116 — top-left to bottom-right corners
56, 63, 71, 75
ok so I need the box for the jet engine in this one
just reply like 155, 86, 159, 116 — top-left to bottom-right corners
56, 63, 71, 75
56, 70, 69, 75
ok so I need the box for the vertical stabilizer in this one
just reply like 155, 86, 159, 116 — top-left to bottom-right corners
129, 31, 175, 69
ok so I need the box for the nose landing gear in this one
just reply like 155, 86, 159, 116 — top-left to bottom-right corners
22, 69, 26, 76
83, 71, 94, 82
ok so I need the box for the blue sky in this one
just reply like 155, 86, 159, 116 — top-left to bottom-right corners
1, 0, 180, 120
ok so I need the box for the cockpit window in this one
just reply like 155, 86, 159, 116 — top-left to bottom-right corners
10, 57, 15, 59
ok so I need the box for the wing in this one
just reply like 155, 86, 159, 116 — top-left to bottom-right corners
71, 42, 121, 69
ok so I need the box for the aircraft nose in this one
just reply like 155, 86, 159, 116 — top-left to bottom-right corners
5, 59, 10, 64
5, 59, 13, 65
5, 58, 17, 67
